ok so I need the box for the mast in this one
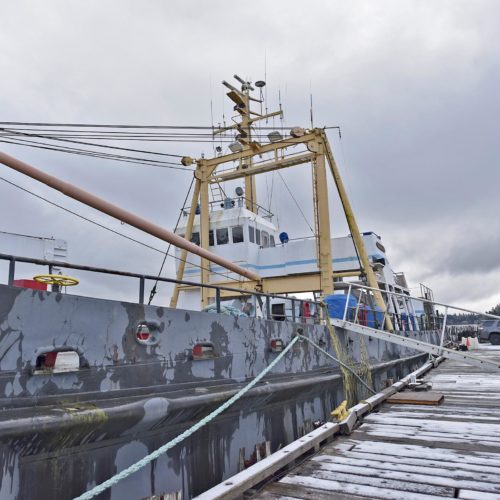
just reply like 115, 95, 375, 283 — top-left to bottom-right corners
171, 76, 282, 308
234, 75, 257, 213
172, 76, 392, 329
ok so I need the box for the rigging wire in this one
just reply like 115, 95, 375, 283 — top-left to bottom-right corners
277, 170, 315, 234
333, 129, 363, 273
0, 175, 242, 284
0, 138, 192, 171
148, 177, 194, 304
0, 127, 184, 158
0, 127, 297, 138
268, 170, 275, 214
0, 130, 298, 143
0, 121, 312, 130
0, 122, 217, 129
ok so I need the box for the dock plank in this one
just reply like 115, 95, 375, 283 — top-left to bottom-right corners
279, 474, 452, 499
253, 345, 500, 499
302, 461, 500, 494
385, 391, 444, 405
311, 454, 500, 481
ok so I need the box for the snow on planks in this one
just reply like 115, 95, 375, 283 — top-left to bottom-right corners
252, 345, 500, 499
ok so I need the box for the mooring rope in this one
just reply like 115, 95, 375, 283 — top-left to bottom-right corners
300, 335, 375, 395
74, 318, 375, 500
323, 307, 374, 404
73, 335, 300, 500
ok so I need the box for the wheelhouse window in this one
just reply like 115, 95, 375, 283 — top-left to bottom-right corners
262, 231, 269, 248
232, 225, 244, 243
190, 232, 200, 246
209, 230, 214, 246
270, 235, 275, 247
216, 228, 229, 245
255, 229, 261, 246
248, 225, 255, 243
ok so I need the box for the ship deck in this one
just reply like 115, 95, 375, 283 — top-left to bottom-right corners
253, 345, 500, 500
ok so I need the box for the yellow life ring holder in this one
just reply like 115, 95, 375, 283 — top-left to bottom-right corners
33, 274, 80, 287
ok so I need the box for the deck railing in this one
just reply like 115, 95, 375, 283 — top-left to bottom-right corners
0, 252, 322, 323
341, 282, 499, 345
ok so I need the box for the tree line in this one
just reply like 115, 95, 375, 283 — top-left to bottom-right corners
442, 303, 500, 325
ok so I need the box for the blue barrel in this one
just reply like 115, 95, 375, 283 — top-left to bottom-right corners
401, 313, 416, 330
324, 294, 358, 320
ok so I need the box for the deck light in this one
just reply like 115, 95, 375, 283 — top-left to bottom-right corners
229, 141, 244, 153
267, 131, 283, 143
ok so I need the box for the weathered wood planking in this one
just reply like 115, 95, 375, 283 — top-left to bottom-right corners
253, 345, 500, 499
386, 391, 444, 405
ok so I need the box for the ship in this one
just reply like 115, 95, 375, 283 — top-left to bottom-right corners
0, 75, 442, 500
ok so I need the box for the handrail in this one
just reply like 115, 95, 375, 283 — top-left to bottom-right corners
0, 252, 322, 318
344, 282, 500, 320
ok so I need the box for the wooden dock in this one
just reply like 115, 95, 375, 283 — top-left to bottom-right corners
253, 346, 500, 500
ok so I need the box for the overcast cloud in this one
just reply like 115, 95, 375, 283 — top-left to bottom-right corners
1, 0, 499, 312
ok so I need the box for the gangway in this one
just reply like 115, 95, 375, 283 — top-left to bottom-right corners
333, 283, 500, 373
330, 318, 500, 372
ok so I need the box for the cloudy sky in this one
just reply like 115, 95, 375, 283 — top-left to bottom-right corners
0, 1, 499, 312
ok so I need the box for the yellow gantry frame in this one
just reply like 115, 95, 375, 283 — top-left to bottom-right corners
169, 81, 392, 331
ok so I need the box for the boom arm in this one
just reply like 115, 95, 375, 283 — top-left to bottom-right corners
0, 151, 260, 283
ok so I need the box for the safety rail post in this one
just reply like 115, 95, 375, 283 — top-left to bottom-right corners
266, 295, 271, 320
291, 299, 296, 322
216, 288, 221, 313
353, 290, 363, 324
139, 276, 145, 304
343, 284, 352, 321
439, 306, 448, 354
403, 297, 414, 332
8, 258, 15, 286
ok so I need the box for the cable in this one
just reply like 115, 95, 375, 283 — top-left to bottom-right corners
0, 127, 184, 158
0, 175, 242, 283
0, 138, 191, 171
0, 134, 187, 167
0, 122, 216, 129
277, 171, 315, 234
0, 175, 165, 253
0, 121, 321, 130
148, 177, 194, 304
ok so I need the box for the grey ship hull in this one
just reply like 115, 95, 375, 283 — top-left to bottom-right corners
0, 284, 439, 499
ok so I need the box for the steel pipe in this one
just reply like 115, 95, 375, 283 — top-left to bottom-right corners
0, 151, 260, 282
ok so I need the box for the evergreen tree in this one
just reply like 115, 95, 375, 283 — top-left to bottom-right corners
487, 303, 500, 316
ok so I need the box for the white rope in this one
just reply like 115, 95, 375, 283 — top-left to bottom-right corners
74, 335, 300, 500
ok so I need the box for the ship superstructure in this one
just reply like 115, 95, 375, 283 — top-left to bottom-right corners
171, 75, 425, 331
